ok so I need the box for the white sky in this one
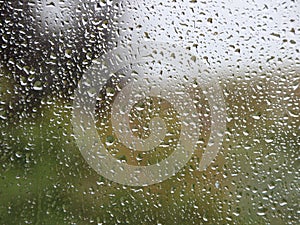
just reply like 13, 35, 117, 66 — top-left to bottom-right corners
37, 0, 299, 75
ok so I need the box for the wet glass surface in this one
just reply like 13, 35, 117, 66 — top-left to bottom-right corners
0, 0, 299, 224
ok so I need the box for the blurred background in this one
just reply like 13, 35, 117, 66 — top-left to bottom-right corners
0, 0, 299, 224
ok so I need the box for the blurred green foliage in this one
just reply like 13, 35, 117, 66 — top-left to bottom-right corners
0, 69, 299, 224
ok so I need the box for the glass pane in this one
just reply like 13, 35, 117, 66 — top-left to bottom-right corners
1, 0, 299, 224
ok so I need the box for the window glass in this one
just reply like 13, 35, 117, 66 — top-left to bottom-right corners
0, 0, 299, 224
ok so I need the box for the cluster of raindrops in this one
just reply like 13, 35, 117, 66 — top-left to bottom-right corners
0, 0, 299, 224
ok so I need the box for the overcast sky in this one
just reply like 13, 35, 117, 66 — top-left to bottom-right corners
37, 0, 299, 75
